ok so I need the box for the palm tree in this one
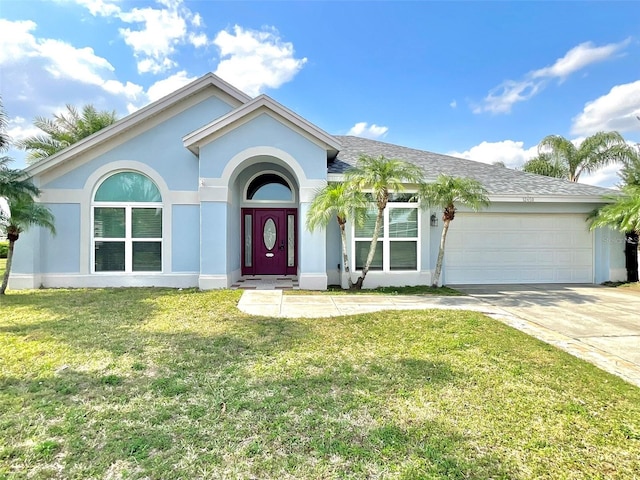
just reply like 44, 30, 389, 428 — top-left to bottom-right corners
589, 185, 640, 282
345, 154, 425, 289
522, 153, 569, 179
306, 183, 368, 289
536, 131, 637, 182
1, 194, 56, 294
419, 175, 490, 287
590, 185, 640, 235
16, 104, 118, 163
0, 99, 40, 202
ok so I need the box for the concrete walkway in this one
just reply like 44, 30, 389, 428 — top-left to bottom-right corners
237, 289, 640, 388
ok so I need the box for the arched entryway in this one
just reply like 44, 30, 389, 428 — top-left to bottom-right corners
240, 170, 298, 276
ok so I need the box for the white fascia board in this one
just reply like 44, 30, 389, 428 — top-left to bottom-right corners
487, 194, 612, 204
183, 94, 341, 155
327, 173, 345, 182
25, 73, 251, 178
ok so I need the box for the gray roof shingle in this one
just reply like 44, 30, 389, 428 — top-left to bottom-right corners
330, 136, 615, 198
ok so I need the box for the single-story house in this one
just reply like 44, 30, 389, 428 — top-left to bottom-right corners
10, 72, 625, 290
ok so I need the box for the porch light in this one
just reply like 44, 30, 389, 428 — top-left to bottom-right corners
430, 214, 438, 227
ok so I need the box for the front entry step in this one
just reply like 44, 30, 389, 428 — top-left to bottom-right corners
231, 275, 299, 290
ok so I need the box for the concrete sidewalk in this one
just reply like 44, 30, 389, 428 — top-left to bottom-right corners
237, 290, 640, 388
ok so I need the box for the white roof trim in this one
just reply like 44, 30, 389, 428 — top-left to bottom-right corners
25, 73, 252, 178
183, 94, 341, 155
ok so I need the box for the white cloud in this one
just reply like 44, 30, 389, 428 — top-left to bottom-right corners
66, 0, 209, 74
118, 5, 187, 74
449, 100, 457, 108
6, 116, 41, 142
475, 39, 629, 114
60, 0, 122, 17
580, 163, 622, 189
0, 19, 142, 101
146, 70, 197, 102
449, 140, 538, 169
346, 122, 389, 139
532, 40, 629, 80
213, 25, 307, 97
571, 80, 640, 135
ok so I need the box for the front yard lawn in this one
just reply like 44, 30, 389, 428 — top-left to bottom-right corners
1, 288, 639, 479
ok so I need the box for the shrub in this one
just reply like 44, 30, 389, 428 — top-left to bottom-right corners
0, 241, 8, 259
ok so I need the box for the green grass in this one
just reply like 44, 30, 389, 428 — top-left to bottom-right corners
0, 258, 5, 280
1, 288, 639, 479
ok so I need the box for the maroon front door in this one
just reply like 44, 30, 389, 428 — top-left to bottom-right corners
242, 208, 297, 276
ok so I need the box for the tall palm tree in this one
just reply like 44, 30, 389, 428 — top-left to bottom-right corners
1, 195, 56, 294
16, 104, 118, 163
345, 154, 425, 289
536, 131, 637, 182
419, 175, 490, 287
522, 152, 569, 179
306, 183, 368, 289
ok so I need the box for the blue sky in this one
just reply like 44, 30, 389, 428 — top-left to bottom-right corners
1, 0, 639, 186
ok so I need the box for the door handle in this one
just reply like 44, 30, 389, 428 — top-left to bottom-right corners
279, 241, 285, 250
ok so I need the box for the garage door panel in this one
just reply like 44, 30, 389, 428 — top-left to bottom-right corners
446, 213, 593, 284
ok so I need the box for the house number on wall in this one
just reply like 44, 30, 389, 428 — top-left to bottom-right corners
522, 196, 535, 202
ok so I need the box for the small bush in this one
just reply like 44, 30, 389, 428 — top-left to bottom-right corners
0, 241, 7, 259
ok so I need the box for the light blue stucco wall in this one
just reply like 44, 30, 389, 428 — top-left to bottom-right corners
41, 204, 81, 273
10, 227, 41, 275
325, 220, 342, 285
172, 205, 200, 272
200, 201, 227, 275
199, 113, 327, 180
12, 204, 78, 275
43, 96, 235, 191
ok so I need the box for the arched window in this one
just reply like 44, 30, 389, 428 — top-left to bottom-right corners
246, 173, 293, 201
93, 172, 163, 273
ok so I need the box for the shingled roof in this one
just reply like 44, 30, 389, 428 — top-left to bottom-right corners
330, 136, 614, 198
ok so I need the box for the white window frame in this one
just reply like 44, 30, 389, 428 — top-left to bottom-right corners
352, 201, 420, 272
92, 174, 164, 274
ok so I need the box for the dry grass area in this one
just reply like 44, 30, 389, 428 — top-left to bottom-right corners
1, 287, 639, 479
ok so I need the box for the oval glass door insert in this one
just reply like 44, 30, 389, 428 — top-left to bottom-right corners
263, 218, 277, 251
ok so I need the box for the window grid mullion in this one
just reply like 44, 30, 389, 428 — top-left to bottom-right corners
125, 207, 132, 273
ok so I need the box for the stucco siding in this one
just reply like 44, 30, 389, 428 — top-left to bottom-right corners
200, 202, 228, 275
39, 204, 81, 274
172, 205, 200, 272
199, 113, 327, 180
42, 96, 234, 192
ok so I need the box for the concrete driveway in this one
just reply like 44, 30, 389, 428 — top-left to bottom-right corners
455, 284, 640, 387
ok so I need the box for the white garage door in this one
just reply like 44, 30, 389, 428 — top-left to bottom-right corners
445, 213, 593, 284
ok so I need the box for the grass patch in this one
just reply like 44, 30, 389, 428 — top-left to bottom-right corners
288, 284, 463, 296
0, 258, 5, 280
1, 288, 639, 479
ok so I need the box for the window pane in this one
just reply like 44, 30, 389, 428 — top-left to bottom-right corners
390, 241, 417, 270
133, 242, 161, 271
287, 214, 295, 267
389, 193, 415, 202
95, 241, 125, 271
94, 208, 125, 238
389, 208, 418, 238
244, 214, 252, 267
355, 241, 383, 270
355, 209, 383, 238
247, 174, 292, 201
95, 172, 161, 202
132, 208, 162, 238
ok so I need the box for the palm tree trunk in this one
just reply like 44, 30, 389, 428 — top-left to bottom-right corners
431, 219, 451, 287
0, 239, 15, 295
355, 207, 384, 289
339, 224, 354, 289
